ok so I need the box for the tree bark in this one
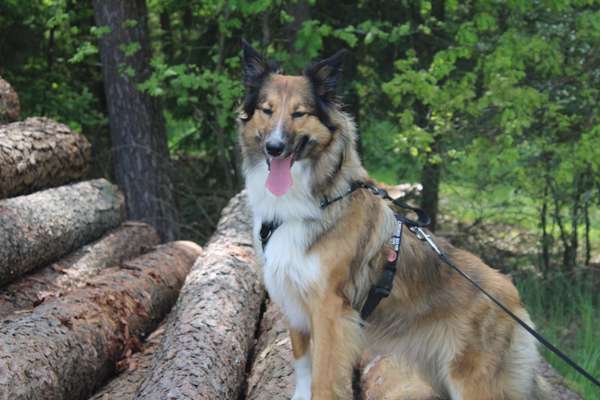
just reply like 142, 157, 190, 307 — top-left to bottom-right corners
0, 117, 91, 199
133, 192, 264, 400
285, 0, 310, 52
0, 221, 159, 318
245, 302, 295, 400
0, 241, 202, 400
0, 75, 20, 122
420, 151, 441, 232
89, 324, 165, 400
0, 179, 125, 286
93, 0, 177, 241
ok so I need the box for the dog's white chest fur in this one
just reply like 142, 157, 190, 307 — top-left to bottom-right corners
246, 161, 323, 332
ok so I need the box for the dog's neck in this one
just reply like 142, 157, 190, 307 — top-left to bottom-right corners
310, 113, 368, 203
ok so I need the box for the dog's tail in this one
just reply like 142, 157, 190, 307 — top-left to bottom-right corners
532, 374, 552, 400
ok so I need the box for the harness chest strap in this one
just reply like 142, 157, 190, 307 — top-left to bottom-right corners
259, 215, 404, 321
360, 216, 403, 320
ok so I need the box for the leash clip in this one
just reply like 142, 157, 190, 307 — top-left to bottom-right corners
413, 227, 443, 256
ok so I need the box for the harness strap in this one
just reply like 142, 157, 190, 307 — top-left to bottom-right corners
320, 180, 430, 227
260, 220, 280, 250
360, 216, 404, 320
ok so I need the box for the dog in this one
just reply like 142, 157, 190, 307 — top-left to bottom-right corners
238, 40, 549, 400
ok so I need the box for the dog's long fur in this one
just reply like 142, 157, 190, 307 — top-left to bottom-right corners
238, 42, 549, 400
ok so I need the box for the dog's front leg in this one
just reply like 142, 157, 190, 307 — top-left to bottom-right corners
309, 291, 361, 400
290, 329, 312, 400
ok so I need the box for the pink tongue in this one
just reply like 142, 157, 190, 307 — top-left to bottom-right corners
266, 157, 293, 196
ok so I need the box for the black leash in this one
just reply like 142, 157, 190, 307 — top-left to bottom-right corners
321, 180, 600, 390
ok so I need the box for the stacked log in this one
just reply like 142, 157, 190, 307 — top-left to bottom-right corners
133, 193, 264, 400
0, 179, 125, 286
0, 222, 160, 318
245, 303, 294, 400
0, 117, 91, 198
0, 75, 19, 123
89, 326, 166, 400
0, 241, 202, 400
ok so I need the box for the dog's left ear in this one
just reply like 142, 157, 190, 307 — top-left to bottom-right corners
304, 49, 347, 104
241, 39, 270, 89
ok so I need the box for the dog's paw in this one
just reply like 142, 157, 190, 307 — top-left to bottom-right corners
291, 376, 311, 400
291, 379, 311, 400
291, 392, 310, 400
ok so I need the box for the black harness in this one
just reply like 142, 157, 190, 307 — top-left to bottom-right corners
260, 181, 430, 320
258, 181, 600, 389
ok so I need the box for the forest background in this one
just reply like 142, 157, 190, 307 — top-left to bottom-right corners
0, 0, 598, 397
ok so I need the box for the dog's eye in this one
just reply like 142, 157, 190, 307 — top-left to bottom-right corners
291, 111, 307, 119
261, 108, 273, 116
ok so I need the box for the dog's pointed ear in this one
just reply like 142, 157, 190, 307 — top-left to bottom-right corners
304, 49, 347, 103
242, 39, 270, 88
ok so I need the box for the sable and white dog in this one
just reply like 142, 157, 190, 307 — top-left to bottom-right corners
238, 41, 549, 400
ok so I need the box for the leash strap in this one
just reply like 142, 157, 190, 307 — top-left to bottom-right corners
360, 216, 404, 320
320, 180, 431, 227
411, 226, 600, 389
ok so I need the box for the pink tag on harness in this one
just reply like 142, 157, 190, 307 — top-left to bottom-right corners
387, 249, 397, 262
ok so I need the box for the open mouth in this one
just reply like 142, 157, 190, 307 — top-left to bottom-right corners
264, 135, 310, 197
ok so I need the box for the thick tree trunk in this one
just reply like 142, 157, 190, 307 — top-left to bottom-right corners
133, 193, 264, 400
0, 221, 159, 318
420, 151, 441, 232
89, 325, 165, 400
93, 0, 177, 241
0, 179, 125, 286
0, 75, 20, 122
245, 302, 295, 400
0, 117, 91, 199
0, 241, 201, 400
285, 0, 310, 52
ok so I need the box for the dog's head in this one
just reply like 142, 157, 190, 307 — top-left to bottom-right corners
238, 40, 347, 196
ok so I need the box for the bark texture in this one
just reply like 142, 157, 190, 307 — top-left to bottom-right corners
0, 221, 159, 318
89, 325, 165, 400
93, 0, 177, 241
0, 241, 202, 400
0, 117, 91, 199
0, 75, 19, 122
245, 302, 295, 400
0, 179, 125, 286
133, 192, 264, 400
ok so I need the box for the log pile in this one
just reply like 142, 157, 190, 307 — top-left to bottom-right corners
0, 241, 201, 400
0, 77, 205, 400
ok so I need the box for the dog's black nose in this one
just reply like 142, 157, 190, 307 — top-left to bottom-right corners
266, 140, 285, 157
